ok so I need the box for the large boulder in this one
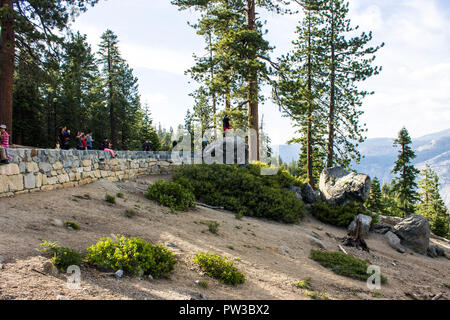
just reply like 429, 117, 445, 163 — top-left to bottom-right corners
203, 136, 248, 165
385, 231, 406, 253
318, 167, 371, 205
393, 214, 430, 255
347, 214, 372, 239
301, 183, 319, 204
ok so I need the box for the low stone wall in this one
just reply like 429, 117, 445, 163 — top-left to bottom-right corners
0, 149, 177, 197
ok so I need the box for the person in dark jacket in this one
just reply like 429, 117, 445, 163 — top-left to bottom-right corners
223, 114, 231, 136
58, 127, 71, 150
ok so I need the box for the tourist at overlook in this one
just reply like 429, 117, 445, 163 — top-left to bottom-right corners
58, 127, 71, 150
0, 124, 9, 165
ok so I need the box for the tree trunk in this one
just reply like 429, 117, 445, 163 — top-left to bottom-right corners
0, 0, 15, 138
306, 11, 314, 188
246, 0, 259, 161
327, 1, 336, 168
107, 43, 116, 148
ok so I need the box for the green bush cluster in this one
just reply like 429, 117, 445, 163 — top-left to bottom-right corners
310, 249, 387, 284
40, 240, 82, 271
310, 201, 378, 228
145, 180, 195, 212
172, 164, 306, 223
105, 194, 116, 204
86, 235, 177, 278
194, 252, 245, 286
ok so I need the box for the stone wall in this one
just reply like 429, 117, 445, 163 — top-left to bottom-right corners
0, 149, 178, 197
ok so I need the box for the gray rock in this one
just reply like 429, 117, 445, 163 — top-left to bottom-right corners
379, 215, 403, 226
302, 183, 319, 204
393, 214, 430, 255
319, 167, 371, 205
308, 236, 326, 250
288, 186, 303, 201
51, 219, 64, 227
427, 245, 438, 258
202, 136, 248, 165
373, 222, 393, 234
115, 269, 124, 279
56, 295, 68, 300
385, 231, 406, 253
348, 214, 372, 239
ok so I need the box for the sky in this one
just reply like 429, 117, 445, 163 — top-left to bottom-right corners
71, 0, 450, 146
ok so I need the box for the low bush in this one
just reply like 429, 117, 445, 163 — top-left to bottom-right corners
145, 180, 195, 212
310, 201, 378, 228
86, 235, 177, 278
40, 240, 82, 271
173, 164, 305, 223
200, 220, 220, 234
105, 194, 116, 204
310, 249, 387, 284
194, 252, 245, 286
64, 221, 80, 230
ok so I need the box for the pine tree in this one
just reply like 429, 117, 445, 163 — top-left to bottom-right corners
380, 182, 402, 217
320, 0, 384, 168
365, 177, 384, 214
274, 0, 327, 187
417, 164, 449, 238
0, 0, 99, 138
391, 127, 420, 217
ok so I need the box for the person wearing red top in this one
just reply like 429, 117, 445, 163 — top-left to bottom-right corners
81, 133, 88, 150
0, 124, 9, 164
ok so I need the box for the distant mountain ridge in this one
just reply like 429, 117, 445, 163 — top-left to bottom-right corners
276, 128, 450, 209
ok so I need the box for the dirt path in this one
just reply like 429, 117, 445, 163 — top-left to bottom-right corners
0, 175, 449, 300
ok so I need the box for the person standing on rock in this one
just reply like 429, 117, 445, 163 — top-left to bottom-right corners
0, 124, 9, 164
223, 114, 231, 137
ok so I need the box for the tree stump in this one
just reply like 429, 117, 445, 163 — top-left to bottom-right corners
342, 217, 370, 252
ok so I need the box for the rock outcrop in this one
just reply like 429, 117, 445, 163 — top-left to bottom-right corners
393, 214, 430, 255
318, 167, 371, 205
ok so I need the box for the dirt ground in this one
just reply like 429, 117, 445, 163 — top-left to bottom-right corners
0, 174, 449, 300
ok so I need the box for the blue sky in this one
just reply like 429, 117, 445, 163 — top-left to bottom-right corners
71, 0, 450, 145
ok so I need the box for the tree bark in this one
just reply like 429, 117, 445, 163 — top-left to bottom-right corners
0, 0, 15, 138
246, 0, 259, 161
306, 11, 314, 187
327, 0, 336, 168
107, 43, 116, 148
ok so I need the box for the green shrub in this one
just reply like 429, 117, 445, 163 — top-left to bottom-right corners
310, 249, 387, 284
173, 164, 305, 223
40, 240, 82, 271
293, 278, 311, 289
105, 194, 116, 204
310, 201, 378, 228
145, 180, 195, 212
194, 252, 245, 286
200, 220, 220, 234
197, 280, 209, 289
125, 209, 136, 218
86, 235, 177, 278
116, 192, 124, 199
64, 221, 79, 230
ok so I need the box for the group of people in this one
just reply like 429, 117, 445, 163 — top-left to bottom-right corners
0, 124, 10, 165
58, 127, 115, 158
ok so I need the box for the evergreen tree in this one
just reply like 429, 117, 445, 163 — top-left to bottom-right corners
0, 0, 99, 138
391, 127, 420, 217
380, 182, 402, 217
416, 164, 449, 238
321, 0, 384, 168
365, 177, 384, 214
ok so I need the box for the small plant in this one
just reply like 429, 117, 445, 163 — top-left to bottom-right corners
105, 194, 116, 204
86, 235, 177, 278
372, 292, 382, 297
40, 240, 82, 271
194, 252, 245, 286
116, 192, 124, 199
145, 180, 195, 213
64, 221, 79, 230
444, 283, 450, 289
310, 249, 387, 284
197, 280, 208, 289
200, 220, 220, 234
305, 290, 328, 300
227, 245, 235, 250
125, 209, 136, 218
235, 212, 244, 220
293, 278, 311, 289
235, 225, 242, 230
84, 194, 91, 200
